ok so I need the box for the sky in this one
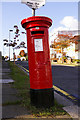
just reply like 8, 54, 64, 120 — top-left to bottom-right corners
0, 1, 78, 59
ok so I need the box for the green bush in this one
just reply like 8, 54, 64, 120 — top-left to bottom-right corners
72, 59, 80, 63
26, 55, 28, 61
62, 56, 68, 60
76, 59, 80, 63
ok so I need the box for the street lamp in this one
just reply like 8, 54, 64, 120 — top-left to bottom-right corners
3, 27, 20, 60
21, 31, 27, 51
9, 29, 13, 60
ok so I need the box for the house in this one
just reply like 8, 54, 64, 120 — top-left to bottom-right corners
50, 30, 80, 60
63, 35, 80, 59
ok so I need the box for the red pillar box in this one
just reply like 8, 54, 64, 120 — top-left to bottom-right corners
21, 16, 54, 108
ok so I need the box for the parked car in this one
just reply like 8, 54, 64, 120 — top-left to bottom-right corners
5, 58, 9, 61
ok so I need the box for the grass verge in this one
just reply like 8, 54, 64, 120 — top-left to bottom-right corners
8, 61, 69, 118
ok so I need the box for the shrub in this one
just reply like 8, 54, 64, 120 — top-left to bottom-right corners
72, 59, 80, 63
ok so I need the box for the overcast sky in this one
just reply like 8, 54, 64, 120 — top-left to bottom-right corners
0, 1, 78, 58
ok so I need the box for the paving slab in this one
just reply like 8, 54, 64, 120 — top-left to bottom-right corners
2, 105, 29, 119
0, 95, 2, 105
54, 92, 80, 119
0, 106, 2, 119
2, 76, 11, 79
54, 91, 74, 106
0, 79, 14, 84
2, 69, 11, 72
0, 60, 30, 119
2, 84, 19, 104
63, 105, 80, 119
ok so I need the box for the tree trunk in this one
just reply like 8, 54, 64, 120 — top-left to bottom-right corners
14, 52, 15, 64
13, 48, 15, 64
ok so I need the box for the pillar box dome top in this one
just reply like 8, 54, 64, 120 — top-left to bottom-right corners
21, 16, 52, 29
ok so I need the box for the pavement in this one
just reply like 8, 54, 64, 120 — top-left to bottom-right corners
0, 58, 80, 119
0, 60, 29, 119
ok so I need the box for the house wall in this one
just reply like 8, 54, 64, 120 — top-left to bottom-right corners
64, 43, 75, 58
78, 51, 80, 59
78, 42, 80, 50
64, 43, 80, 59
50, 42, 80, 59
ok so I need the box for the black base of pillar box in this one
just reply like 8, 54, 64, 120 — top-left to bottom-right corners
30, 88, 54, 108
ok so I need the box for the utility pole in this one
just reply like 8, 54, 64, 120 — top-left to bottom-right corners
9, 30, 13, 61
32, 8, 35, 16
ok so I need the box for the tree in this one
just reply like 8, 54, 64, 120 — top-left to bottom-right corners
50, 33, 72, 63
70, 35, 80, 44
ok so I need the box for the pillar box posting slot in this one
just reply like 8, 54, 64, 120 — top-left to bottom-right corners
21, 16, 54, 108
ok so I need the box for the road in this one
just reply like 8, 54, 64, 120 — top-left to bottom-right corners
52, 65, 78, 98
16, 61, 79, 103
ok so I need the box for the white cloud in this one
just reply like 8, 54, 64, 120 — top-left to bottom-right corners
49, 26, 69, 44
60, 16, 78, 30
49, 16, 78, 45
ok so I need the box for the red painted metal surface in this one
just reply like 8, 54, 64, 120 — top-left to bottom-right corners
21, 16, 53, 89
